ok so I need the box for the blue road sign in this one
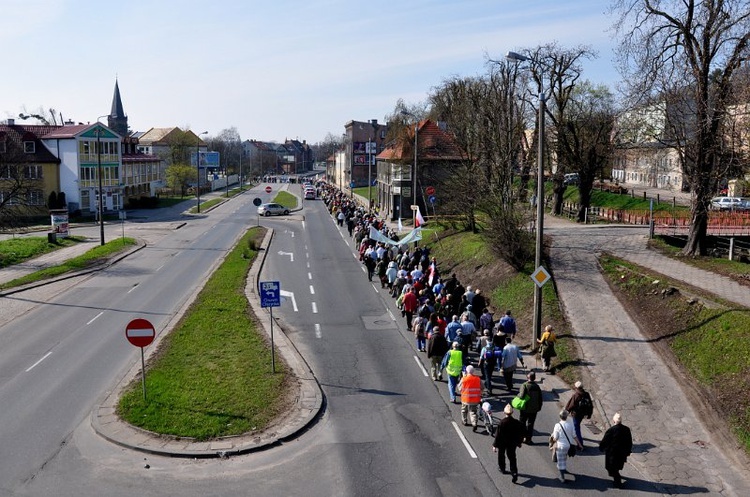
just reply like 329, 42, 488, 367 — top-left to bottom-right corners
429, 195, 437, 204
371, 179, 377, 186
260, 281, 281, 308
350, 181, 356, 188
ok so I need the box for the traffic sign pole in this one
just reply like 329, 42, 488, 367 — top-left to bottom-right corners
140, 348, 147, 401
125, 318, 156, 401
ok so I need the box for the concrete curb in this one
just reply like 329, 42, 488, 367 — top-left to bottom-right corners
90, 226, 324, 458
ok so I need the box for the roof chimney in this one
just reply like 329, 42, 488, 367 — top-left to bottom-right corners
7, 118, 14, 125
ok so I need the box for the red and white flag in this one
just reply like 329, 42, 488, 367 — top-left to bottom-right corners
415, 206, 426, 228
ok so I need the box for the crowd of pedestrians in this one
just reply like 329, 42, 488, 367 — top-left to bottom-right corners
320, 181, 633, 489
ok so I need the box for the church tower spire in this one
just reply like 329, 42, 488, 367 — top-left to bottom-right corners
108, 79, 128, 136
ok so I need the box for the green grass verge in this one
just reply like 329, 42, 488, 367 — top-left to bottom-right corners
0, 235, 87, 268
117, 227, 289, 440
563, 187, 689, 212
274, 191, 297, 209
600, 254, 750, 452
0, 237, 136, 290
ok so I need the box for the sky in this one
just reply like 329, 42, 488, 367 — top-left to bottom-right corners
1, 0, 620, 145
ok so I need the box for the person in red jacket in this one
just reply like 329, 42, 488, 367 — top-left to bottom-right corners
402, 287, 419, 331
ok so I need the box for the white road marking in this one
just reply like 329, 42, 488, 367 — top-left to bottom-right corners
87, 312, 104, 325
309, 285, 315, 295
280, 290, 298, 312
307, 262, 310, 268
305, 244, 308, 250
278, 250, 294, 262
155, 264, 165, 272
361, 266, 366, 273
315, 323, 321, 338
302, 221, 306, 230
387, 309, 396, 321
127, 284, 139, 294
451, 421, 478, 459
413, 355, 428, 376
26, 352, 52, 372
373, 285, 379, 293
312, 302, 318, 313
308, 272, 312, 280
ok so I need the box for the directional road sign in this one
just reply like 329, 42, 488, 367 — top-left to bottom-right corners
125, 318, 156, 348
260, 281, 281, 308
429, 195, 436, 204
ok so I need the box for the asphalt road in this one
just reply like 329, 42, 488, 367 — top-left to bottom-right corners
2, 185, 674, 496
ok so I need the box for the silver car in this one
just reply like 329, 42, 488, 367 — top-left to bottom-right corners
710, 196, 742, 211
257, 203, 290, 216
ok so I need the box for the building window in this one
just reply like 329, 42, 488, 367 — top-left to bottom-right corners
27, 189, 44, 205
23, 165, 43, 179
24, 141, 35, 153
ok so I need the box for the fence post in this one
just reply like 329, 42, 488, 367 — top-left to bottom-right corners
643, 191, 647, 200
729, 237, 734, 261
656, 194, 660, 204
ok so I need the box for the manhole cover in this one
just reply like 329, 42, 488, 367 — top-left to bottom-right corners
362, 314, 397, 330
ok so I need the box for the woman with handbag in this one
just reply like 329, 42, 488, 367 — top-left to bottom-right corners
549, 410, 583, 483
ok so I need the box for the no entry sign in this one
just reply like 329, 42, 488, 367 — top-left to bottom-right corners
125, 318, 155, 348
265, 186, 272, 193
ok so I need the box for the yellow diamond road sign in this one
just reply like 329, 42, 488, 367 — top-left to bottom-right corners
531, 266, 551, 288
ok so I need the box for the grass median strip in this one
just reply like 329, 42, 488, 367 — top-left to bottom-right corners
0, 237, 136, 290
0, 235, 87, 268
118, 227, 290, 440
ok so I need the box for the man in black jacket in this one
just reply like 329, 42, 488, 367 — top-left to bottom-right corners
492, 403, 525, 483
599, 412, 633, 488
426, 326, 449, 381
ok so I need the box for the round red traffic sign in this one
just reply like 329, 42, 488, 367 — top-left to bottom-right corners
265, 186, 272, 193
125, 318, 155, 348
425, 186, 435, 196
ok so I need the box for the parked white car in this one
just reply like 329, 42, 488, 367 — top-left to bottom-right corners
257, 203, 290, 216
710, 196, 743, 211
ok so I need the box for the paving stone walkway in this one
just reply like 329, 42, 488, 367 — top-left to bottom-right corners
546, 216, 750, 497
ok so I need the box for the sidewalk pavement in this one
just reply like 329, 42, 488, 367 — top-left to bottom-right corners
545, 215, 750, 496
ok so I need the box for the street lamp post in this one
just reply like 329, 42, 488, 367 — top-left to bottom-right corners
94, 115, 110, 246
506, 51, 546, 345
195, 131, 208, 213
400, 111, 418, 226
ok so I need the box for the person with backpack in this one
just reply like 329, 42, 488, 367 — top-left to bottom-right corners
516, 371, 543, 444
499, 310, 517, 339
565, 381, 594, 448
479, 334, 501, 395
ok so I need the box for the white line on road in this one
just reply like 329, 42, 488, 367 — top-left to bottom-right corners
280, 290, 298, 312
26, 352, 52, 372
155, 264, 165, 272
451, 421, 478, 459
302, 221, 305, 230
307, 262, 310, 268
308, 272, 312, 280
315, 323, 321, 338
372, 285, 379, 293
278, 250, 294, 262
361, 266, 366, 273
127, 284, 139, 294
309, 285, 315, 295
387, 309, 396, 321
413, 355, 428, 377
87, 311, 104, 325
312, 302, 318, 313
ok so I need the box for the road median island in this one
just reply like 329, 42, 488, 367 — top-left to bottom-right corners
117, 226, 296, 441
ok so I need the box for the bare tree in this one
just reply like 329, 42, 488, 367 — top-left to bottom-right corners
0, 143, 47, 230
611, 0, 750, 256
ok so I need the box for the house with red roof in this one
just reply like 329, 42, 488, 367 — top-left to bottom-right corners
376, 119, 464, 221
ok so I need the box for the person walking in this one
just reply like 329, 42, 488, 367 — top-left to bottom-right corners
499, 335, 525, 392
441, 342, 464, 404
363, 255, 376, 282
599, 413, 633, 488
446, 315, 463, 344
427, 323, 449, 381
537, 324, 557, 372
458, 365, 482, 432
479, 334, 501, 395
492, 404, 525, 483
565, 380, 594, 448
402, 287, 418, 332
550, 409, 582, 483
516, 371, 543, 444
499, 310, 517, 339
412, 315, 428, 352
